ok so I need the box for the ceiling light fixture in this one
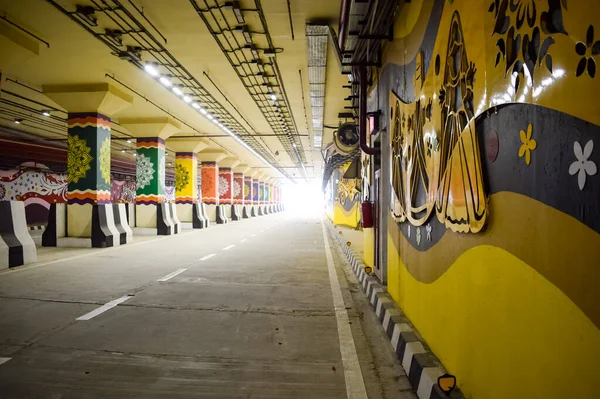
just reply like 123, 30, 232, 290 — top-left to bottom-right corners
13, 118, 22, 124
127, 139, 132, 143
172, 85, 184, 96
224, 1, 245, 24
244, 44, 260, 60
237, 25, 252, 44
75, 5, 97, 26
104, 29, 123, 47
207, 114, 214, 120
192, 102, 200, 109
118, 46, 142, 63
144, 62, 160, 77
121, 149, 125, 152
183, 95, 191, 103
159, 75, 172, 87
200, 108, 208, 115
270, 94, 277, 101
41, 110, 51, 117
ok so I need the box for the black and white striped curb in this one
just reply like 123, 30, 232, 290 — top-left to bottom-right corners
1, 201, 37, 269
327, 222, 463, 399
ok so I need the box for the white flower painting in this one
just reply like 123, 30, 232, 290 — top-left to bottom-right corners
569, 140, 597, 190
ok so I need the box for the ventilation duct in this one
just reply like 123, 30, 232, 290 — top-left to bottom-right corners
332, 123, 359, 154
306, 24, 329, 149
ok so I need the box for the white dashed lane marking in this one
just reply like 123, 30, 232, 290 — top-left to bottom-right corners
199, 254, 216, 261
76, 295, 132, 321
157, 268, 188, 282
223, 245, 235, 251
240, 239, 247, 242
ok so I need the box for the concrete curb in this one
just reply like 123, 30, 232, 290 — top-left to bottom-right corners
326, 221, 463, 399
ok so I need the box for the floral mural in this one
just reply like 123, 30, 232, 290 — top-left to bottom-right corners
67, 134, 92, 183
0, 162, 176, 222
136, 154, 154, 189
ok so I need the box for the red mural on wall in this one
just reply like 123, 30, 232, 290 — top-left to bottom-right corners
233, 173, 244, 204
201, 162, 218, 205
219, 168, 233, 205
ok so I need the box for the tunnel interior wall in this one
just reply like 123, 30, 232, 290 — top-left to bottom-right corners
325, 162, 361, 229
364, 0, 600, 398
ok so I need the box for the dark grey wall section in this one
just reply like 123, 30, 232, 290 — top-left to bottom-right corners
479, 103, 600, 234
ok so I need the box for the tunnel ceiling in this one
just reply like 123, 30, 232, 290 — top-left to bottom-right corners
0, 0, 349, 182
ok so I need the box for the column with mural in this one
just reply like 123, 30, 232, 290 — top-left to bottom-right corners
258, 178, 265, 216
218, 158, 239, 221
265, 180, 272, 214
167, 138, 208, 225
43, 83, 132, 246
231, 163, 248, 221
218, 167, 233, 217
251, 176, 259, 217
243, 175, 253, 218
198, 151, 227, 223
135, 137, 165, 207
119, 118, 179, 234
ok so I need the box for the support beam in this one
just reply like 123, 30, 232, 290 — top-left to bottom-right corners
198, 151, 228, 224
119, 118, 180, 234
42, 83, 133, 246
166, 138, 209, 226
233, 163, 250, 220
218, 157, 241, 221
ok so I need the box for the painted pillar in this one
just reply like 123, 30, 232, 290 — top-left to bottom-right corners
233, 173, 244, 206
66, 112, 112, 237
43, 83, 133, 244
265, 181, 271, 214
67, 113, 112, 207
232, 163, 250, 219
218, 167, 233, 206
201, 162, 219, 222
120, 118, 180, 234
258, 180, 265, 215
136, 137, 165, 207
218, 158, 240, 221
252, 177, 259, 217
175, 152, 197, 220
167, 138, 209, 226
198, 151, 228, 223
243, 175, 253, 218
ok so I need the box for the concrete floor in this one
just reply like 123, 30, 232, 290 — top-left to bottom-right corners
0, 213, 415, 399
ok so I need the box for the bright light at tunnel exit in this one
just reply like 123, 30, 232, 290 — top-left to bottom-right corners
282, 179, 324, 217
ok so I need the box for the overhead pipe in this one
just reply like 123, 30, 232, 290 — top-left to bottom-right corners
338, 0, 351, 54
358, 65, 380, 155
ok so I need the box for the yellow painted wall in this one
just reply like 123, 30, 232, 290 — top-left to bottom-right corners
332, 201, 360, 229
378, 0, 600, 397
387, 238, 600, 399
363, 227, 374, 268
326, 162, 361, 229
